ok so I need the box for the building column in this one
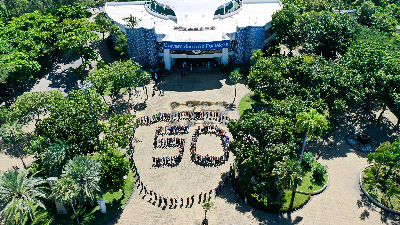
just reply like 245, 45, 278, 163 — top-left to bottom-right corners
222, 48, 228, 65
164, 49, 171, 70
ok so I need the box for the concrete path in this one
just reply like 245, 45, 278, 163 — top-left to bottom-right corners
110, 71, 400, 225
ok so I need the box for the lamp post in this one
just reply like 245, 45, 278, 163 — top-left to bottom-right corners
78, 80, 102, 151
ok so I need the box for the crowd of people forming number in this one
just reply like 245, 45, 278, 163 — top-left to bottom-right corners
151, 126, 189, 167
130, 156, 238, 208
135, 111, 231, 126
190, 125, 230, 165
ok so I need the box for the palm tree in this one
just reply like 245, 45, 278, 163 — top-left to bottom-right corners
62, 155, 102, 205
295, 108, 327, 164
44, 140, 71, 177
229, 70, 243, 103
0, 122, 26, 169
51, 177, 81, 225
250, 49, 264, 64
123, 15, 142, 59
202, 201, 214, 220
273, 156, 303, 208
0, 168, 47, 224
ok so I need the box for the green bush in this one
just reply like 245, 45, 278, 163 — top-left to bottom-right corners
312, 163, 327, 182
302, 152, 315, 170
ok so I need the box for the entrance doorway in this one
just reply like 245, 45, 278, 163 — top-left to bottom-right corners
173, 58, 219, 71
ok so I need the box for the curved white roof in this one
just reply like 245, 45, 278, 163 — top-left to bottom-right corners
156, 0, 232, 27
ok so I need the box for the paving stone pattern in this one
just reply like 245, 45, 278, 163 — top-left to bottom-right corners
111, 71, 400, 225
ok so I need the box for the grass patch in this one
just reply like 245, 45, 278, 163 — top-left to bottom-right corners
297, 162, 328, 193
362, 169, 400, 211
35, 170, 135, 225
238, 92, 268, 116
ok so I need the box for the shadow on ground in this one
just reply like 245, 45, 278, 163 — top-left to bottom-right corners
159, 71, 228, 92
307, 105, 398, 160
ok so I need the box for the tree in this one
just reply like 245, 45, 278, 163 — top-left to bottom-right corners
104, 113, 137, 148
296, 11, 357, 59
385, 3, 400, 24
273, 156, 304, 206
0, 122, 26, 169
371, 12, 398, 33
202, 201, 214, 220
271, 4, 301, 53
356, 1, 377, 27
51, 177, 81, 225
0, 106, 12, 127
44, 140, 71, 177
34, 89, 107, 155
94, 12, 114, 40
250, 49, 264, 64
295, 108, 328, 164
86, 67, 110, 103
123, 15, 142, 58
11, 91, 64, 126
367, 138, 400, 181
229, 69, 242, 102
62, 155, 102, 205
56, 18, 100, 65
123, 15, 141, 33
109, 24, 129, 59
228, 110, 296, 200
52, 4, 92, 21
0, 168, 47, 225
366, 137, 400, 208
86, 60, 150, 102
93, 146, 130, 192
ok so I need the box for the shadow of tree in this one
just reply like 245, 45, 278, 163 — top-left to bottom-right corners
307, 105, 398, 161
1, 133, 32, 160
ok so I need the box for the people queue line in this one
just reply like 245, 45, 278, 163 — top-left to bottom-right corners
136, 111, 231, 126
129, 156, 237, 208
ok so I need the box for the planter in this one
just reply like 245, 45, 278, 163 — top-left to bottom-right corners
359, 164, 400, 215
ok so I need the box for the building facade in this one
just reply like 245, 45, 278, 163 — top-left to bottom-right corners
105, 0, 281, 69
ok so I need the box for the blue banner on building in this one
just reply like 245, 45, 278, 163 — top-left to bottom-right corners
162, 40, 230, 50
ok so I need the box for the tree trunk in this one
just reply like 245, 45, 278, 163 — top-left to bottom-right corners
289, 180, 298, 209
14, 144, 26, 169
204, 209, 207, 219
277, 188, 284, 203
235, 84, 237, 98
20, 156, 27, 169
71, 203, 81, 225
299, 131, 308, 165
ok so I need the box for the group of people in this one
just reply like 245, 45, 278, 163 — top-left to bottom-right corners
190, 125, 231, 165
135, 111, 231, 126
152, 154, 182, 166
153, 126, 188, 147
130, 154, 237, 208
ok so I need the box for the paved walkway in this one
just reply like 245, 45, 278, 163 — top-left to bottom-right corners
110, 71, 400, 225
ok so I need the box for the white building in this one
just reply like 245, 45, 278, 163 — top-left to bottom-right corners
105, 0, 281, 69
